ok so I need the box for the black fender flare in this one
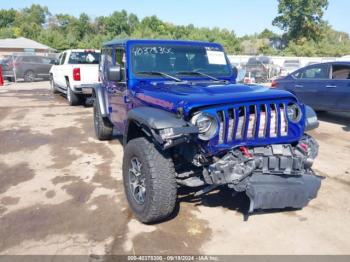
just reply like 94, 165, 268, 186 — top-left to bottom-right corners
124, 107, 198, 148
92, 84, 110, 117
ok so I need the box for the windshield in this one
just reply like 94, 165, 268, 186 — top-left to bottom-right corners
247, 57, 271, 66
131, 44, 231, 78
284, 63, 300, 68
68, 52, 100, 64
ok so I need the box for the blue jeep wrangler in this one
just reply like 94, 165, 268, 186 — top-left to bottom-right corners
93, 39, 321, 223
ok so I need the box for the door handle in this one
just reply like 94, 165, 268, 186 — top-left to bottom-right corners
326, 85, 337, 88
294, 84, 303, 88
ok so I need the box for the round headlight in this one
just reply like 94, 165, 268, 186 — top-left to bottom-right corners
287, 103, 302, 123
191, 112, 218, 141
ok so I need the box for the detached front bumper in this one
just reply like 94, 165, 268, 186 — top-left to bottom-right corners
202, 136, 322, 212
245, 173, 321, 212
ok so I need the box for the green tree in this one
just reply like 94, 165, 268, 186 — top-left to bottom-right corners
0, 9, 17, 28
12, 4, 50, 39
259, 29, 278, 39
273, 0, 329, 42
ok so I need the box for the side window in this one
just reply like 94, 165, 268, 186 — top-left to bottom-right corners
41, 58, 51, 64
115, 49, 125, 67
115, 48, 126, 81
33, 57, 42, 63
100, 48, 112, 72
60, 53, 67, 65
332, 64, 350, 80
21, 56, 33, 63
57, 53, 62, 64
300, 65, 330, 79
292, 71, 302, 79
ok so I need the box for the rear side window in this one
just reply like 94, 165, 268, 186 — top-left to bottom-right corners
100, 48, 113, 72
33, 57, 43, 63
332, 64, 350, 80
21, 56, 36, 63
68, 52, 100, 64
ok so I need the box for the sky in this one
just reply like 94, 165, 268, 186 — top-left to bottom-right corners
1, 0, 349, 36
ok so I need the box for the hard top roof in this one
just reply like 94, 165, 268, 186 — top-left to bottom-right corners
102, 39, 223, 47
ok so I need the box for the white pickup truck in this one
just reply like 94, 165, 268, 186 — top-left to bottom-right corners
50, 49, 100, 106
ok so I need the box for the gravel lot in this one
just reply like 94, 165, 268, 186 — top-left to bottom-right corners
0, 81, 350, 255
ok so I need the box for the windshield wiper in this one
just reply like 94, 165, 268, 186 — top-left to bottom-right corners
175, 71, 220, 81
136, 71, 182, 82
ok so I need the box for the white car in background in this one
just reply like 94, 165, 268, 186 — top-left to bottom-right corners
339, 55, 350, 61
50, 49, 100, 106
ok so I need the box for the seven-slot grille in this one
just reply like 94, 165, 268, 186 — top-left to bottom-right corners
217, 103, 288, 144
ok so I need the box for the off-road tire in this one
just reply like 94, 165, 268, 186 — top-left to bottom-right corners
50, 75, 59, 94
24, 70, 35, 82
123, 137, 177, 224
93, 98, 113, 140
66, 80, 81, 106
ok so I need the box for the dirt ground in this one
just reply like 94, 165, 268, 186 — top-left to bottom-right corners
0, 81, 349, 255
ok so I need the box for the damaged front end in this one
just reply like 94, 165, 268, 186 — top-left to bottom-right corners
202, 135, 322, 212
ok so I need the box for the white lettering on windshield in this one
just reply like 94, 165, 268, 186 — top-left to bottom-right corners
133, 47, 173, 56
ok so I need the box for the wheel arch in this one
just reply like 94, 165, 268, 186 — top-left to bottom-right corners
123, 119, 153, 146
93, 84, 110, 117
124, 107, 198, 149
23, 69, 35, 79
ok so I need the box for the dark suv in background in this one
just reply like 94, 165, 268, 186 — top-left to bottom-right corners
2, 55, 57, 82
245, 56, 280, 83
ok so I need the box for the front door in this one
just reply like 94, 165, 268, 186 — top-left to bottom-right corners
101, 48, 128, 133
291, 64, 331, 110
53, 52, 67, 87
326, 63, 350, 111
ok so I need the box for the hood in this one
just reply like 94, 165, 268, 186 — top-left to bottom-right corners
134, 81, 297, 116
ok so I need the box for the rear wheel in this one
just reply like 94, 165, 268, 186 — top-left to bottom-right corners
123, 137, 177, 223
66, 80, 81, 106
24, 70, 35, 82
93, 98, 113, 140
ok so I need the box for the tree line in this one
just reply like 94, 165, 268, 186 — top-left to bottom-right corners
0, 1, 349, 57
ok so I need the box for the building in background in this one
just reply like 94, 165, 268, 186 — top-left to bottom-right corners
0, 37, 56, 57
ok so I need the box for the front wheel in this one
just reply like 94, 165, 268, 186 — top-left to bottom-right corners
24, 70, 35, 82
50, 75, 59, 94
123, 137, 177, 223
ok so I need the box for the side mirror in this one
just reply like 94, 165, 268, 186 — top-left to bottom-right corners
232, 66, 238, 80
53, 60, 59, 65
107, 65, 122, 82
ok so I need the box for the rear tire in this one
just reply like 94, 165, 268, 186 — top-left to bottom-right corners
93, 98, 113, 140
123, 137, 177, 223
66, 80, 81, 106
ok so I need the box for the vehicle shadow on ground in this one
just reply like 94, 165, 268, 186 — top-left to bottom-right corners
175, 186, 299, 222
317, 111, 350, 132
